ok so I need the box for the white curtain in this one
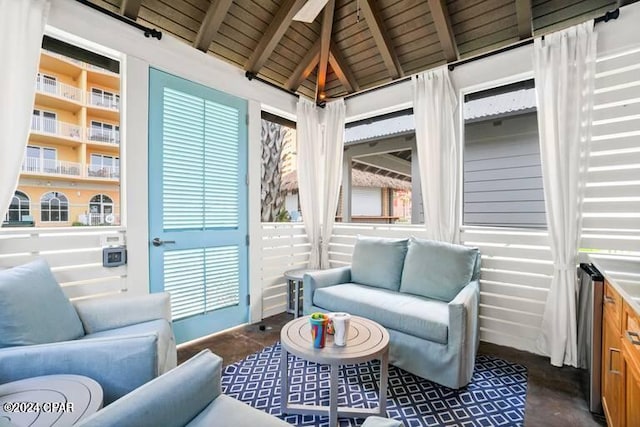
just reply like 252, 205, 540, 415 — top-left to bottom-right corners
320, 100, 345, 268
296, 98, 345, 269
534, 22, 597, 367
296, 98, 322, 269
0, 0, 50, 220
412, 67, 459, 243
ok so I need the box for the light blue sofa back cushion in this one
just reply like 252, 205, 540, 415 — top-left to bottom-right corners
400, 237, 479, 302
351, 236, 409, 291
0, 258, 85, 348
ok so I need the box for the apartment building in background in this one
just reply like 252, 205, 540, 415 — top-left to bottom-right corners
4, 49, 121, 227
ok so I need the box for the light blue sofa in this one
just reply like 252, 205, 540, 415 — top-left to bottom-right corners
0, 259, 177, 404
78, 349, 403, 427
304, 236, 481, 389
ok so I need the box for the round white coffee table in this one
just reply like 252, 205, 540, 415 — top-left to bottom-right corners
280, 315, 390, 427
0, 375, 103, 427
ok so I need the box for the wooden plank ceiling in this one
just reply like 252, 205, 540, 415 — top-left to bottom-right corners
92, 0, 620, 102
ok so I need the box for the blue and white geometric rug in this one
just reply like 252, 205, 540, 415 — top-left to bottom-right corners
221, 342, 528, 427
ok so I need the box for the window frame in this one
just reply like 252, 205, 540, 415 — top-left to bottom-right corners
40, 191, 69, 223
4, 191, 30, 223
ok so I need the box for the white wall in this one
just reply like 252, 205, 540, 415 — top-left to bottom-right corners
46, 0, 297, 319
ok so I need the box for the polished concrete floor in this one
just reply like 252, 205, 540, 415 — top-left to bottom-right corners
178, 312, 606, 427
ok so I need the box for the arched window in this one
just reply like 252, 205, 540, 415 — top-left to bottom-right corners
5, 191, 30, 222
88, 194, 114, 224
41, 192, 69, 222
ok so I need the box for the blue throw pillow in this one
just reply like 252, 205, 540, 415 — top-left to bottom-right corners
400, 237, 479, 302
351, 236, 409, 291
0, 258, 85, 348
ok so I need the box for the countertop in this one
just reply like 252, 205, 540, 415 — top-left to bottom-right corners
590, 255, 640, 315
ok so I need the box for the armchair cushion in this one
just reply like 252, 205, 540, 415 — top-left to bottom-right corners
351, 236, 408, 291
0, 259, 84, 348
400, 238, 479, 302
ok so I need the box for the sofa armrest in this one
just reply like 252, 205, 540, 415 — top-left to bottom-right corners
303, 266, 351, 314
0, 334, 159, 404
77, 350, 222, 427
448, 280, 480, 376
73, 292, 171, 334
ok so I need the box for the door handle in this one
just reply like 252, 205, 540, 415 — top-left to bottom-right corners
627, 330, 640, 346
152, 237, 176, 247
609, 347, 621, 375
604, 296, 616, 305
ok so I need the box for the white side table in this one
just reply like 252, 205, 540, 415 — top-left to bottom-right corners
0, 374, 103, 426
284, 268, 319, 318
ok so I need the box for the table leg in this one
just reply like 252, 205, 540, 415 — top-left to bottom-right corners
294, 279, 301, 318
379, 351, 389, 415
329, 364, 338, 427
280, 347, 289, 415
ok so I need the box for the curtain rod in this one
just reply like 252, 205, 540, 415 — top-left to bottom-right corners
245, 71, 300, 99
74, 0, 162, 40
344, 8, 620, 101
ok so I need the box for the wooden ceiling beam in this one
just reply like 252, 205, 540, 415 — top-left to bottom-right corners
286, 40, 321, 91
316, 0, 336, 103
120, 0, 142, 20
193, 0, 234, 52
360, 0, 404, 79
515, 0, 533, 39
329, 41, 359, 93
245, 0, 306, 74
428, 0, 458, 62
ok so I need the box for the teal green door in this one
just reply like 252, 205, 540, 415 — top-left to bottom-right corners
148, 68, 248, 344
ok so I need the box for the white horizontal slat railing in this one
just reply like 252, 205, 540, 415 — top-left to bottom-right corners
0, 227, 127, 300
329, 223, 552, 355
260, 223, 310, 318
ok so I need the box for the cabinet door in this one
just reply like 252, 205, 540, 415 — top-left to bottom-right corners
624, 354, 640, 427
603, 315, 623, 427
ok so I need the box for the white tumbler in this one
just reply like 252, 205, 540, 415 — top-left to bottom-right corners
332, 312, 351, 346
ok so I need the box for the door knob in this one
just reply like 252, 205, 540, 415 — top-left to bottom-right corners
152, 237, 176, 247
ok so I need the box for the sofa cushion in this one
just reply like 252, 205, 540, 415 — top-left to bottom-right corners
350, 236, 409, 291
0, 258, 85, 348
187, 394, 291, 427
313, 283, 449, 344
81, 319, 172, 373
400, 238, 479, 302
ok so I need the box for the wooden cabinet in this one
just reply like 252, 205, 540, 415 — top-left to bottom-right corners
602, 281, 623, 427
602, 279, 640, 427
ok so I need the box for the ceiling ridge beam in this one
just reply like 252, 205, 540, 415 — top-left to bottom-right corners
359, 0, 404, 79
245, 0, 306, 74
428, 0, 458, 62
515, 0, 533, 40
316, 0, 336, 102
329, 41, 359, 93
120, 0, 142, 20
193, 0, 234, 52
286, 39, 321, 91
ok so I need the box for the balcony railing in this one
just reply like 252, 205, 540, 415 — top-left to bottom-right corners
77, 213, 120, 226
31, 116, 82, 140
87, 165, 120, 179
35, 76, 83, 103
87, 127, 120, 145
87, 92, 120, 110
21, 157, 82, 177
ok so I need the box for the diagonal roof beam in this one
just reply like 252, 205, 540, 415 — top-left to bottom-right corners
428, 0, 458, 62
316, 0, 336, 103
329, 41, 359, 93
193, 0, 234, 52
515, 0, 533, 40
360, 0, 404, 79
120, 0, 142, 20
245, 0, 306, 74
286, 40, 321, 91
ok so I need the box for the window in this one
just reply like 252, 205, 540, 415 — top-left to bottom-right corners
91, 87, 120, 109
32, 109, 56, 134
260, 113, 297, 222
89, 154, 120, 178
89, 121, 120, 144
24, 145, 56, 173
88, 194, 115, 225
462, 80, 545, 228
4, 191, 30, 223
40, 191, 69, 222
